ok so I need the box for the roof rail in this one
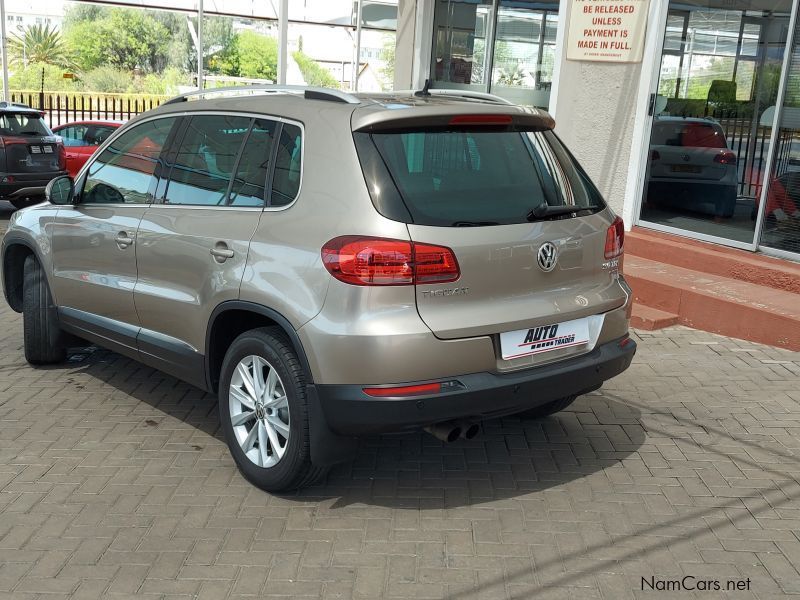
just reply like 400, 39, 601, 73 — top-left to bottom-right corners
162, 85, 361, 106
400, 88, 515, 105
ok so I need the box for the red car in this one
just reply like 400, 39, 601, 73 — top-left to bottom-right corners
51, 120, 123, 177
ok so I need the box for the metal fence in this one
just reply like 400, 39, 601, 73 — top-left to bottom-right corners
10, 91, 169, 128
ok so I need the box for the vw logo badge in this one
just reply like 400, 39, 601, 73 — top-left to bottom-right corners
681, 154, 691, 162
537, 242, 558, 272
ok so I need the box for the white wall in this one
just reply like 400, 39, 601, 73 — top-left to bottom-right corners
548, 0, 670, 228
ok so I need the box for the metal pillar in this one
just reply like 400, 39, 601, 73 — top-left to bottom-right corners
352, 0, 363, 91
278, 0, 288, 84
0, 0, 9, 102
197, 0, 204, 89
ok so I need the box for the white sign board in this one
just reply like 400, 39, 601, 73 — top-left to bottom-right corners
567, 0, 650, 63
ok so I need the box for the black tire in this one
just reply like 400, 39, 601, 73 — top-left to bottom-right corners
219, 327, 326, 492
516, 395, 577, 420
22, 255, 67, 365
10, 197, 44, 210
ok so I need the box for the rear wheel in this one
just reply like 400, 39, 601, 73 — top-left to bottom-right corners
516, 395, 577, 420
22, 255, 67, 365
219, 327, 326, 492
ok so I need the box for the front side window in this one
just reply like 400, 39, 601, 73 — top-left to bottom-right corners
82, 117, 175, 205
271, 123, 302, 207
164, 115, 251, 206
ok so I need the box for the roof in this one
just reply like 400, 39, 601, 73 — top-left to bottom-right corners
146, 86, 555, 132
52, 120, 125, 128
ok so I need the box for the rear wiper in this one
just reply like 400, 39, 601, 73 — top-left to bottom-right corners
526, 204, 596, 222
452, 220, 500, 227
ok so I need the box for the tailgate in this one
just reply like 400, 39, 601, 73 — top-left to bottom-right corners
410, 215, 626, 340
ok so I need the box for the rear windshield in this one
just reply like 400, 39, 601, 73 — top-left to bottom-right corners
651, 121, 726, 148
355, 128, 605, 226
0, 112, 50, 136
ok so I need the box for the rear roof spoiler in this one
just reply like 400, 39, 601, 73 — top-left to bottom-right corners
352, 110, 555, 133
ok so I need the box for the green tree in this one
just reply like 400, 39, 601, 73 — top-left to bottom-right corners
293, 51, 338, 88
379, 35, 395, 89
9, 62, 78, 92
64, 7, 171, 73
212, 31, 278, 81
9, 24, 75, 69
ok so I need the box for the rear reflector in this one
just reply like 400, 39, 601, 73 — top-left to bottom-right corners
448, 114, 513, 126
605, 216, 624, 259
322, 236, 459, 286
363, 382, 442, 397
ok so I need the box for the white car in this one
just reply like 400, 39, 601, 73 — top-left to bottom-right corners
646, 116, 738, 218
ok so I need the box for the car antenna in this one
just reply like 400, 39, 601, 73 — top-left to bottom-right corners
415, 79, 432, 97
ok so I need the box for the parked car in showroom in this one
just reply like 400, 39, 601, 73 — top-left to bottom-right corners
1, 86, 636, 492
0, 102, 67, 209
51, 120, 123, 177
645, 116, 738, 218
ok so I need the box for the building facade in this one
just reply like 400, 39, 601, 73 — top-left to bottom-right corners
395, 0, 800, 263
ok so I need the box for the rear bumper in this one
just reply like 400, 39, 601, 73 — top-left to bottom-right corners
313, 336, 636, 435
0, 171, 67, 199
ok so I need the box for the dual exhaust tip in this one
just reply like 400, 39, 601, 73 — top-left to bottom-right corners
424, 420, 480, 443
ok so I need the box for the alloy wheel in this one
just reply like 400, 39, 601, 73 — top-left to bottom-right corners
229, 355, 290, 468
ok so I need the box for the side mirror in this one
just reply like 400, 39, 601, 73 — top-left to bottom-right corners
46, 176, 74, 206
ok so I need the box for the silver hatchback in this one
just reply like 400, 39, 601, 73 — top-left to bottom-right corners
2, 86, 635, 491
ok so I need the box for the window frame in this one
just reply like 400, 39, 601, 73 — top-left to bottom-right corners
148, 111, 305, 212
75, 114, 181, 206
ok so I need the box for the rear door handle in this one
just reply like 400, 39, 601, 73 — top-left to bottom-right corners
210, 244, 235, 262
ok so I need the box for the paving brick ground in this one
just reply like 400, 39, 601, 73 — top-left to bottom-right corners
1, 203, 800, 599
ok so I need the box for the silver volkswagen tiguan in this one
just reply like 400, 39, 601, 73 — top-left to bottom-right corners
2, 86, 636, 491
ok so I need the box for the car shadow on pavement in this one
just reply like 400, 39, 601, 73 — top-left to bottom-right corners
35, 346, 644, 509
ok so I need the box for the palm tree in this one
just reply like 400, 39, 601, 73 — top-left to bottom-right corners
9, 24, 75, 69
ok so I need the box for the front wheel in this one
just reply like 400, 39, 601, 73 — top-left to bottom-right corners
218, 327, 326, 492
516, 395, 577, 420
22, 255, 67, 365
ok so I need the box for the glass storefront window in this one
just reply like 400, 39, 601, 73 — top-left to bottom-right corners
758, 19, 800, 255
431, 0, 558, 109
639, 0, 793, 248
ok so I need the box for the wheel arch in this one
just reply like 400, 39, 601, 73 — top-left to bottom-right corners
2, 237, 44, 313
205, 301, 315, 393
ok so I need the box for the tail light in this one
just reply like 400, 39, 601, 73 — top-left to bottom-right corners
57, 143, 66, 170
714, 151, 736, 165
604, 216, 624, 259
650, 149, 660, 161
322, 236, 460, 286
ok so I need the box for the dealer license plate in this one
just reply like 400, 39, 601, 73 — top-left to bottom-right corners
671, 164, 701, 173
500, 317, 590, 360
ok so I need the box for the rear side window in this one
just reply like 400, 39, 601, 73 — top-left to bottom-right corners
228, 119, 277, 207
165, 115, 251, 206
651, 122, 727, 148
271, 123, 302, 207
0, 112, 50, 136
359, 128, 604, 226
